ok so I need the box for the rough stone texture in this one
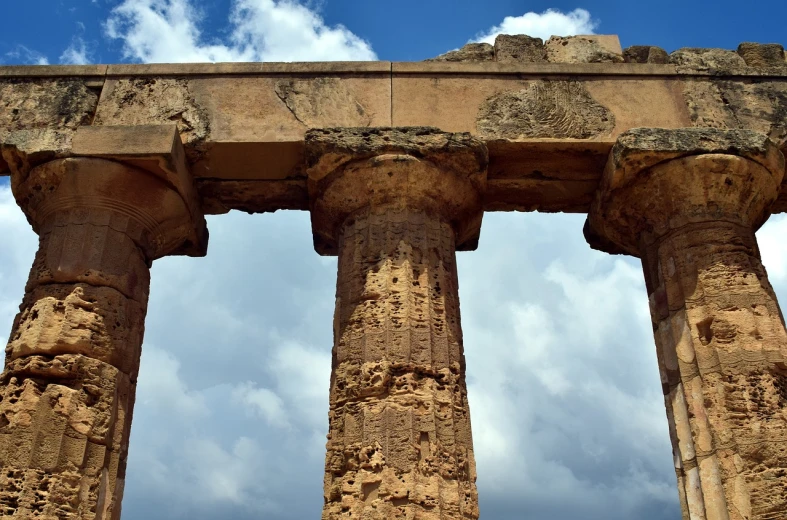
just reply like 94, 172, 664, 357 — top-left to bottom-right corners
0, 156, 204, 519
306, 127, 487, 255
0, 80, 99, 174
426, 43, 494, 63
307, 128, 486, 519
544, 35, 624, 63
275, 78, 374, 128
737, 43, 787, 68
493, 35, 546, 63
587, 128, 787, 519
92, 78, 209, 164
682, 79, 787, 149
670, 48, 747, 71
476, 81, 615, 140
623, 45, 670, 64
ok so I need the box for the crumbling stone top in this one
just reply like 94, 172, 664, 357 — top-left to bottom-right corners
306, 127, 488, 256
305, 127, 489, 181
426, 34, 786, 70
605, 127, 785, 190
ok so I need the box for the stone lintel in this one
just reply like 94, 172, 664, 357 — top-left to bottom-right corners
587, 128, 786, 256
306, 127, 488, 255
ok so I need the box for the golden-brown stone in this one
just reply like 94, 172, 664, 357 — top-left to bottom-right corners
307, 128, 486, 519
0, 150, 206, 518
587, 127, 787, 520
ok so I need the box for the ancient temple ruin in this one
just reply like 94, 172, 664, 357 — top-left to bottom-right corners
1, 34, 787, 519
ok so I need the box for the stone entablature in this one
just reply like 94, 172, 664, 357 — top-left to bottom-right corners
1, 35, 786, 217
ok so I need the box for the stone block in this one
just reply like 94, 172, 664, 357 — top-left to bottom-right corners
623, 45, 669, 64
737, 42, 786, 68
670, 48, 746, 70
545, 35, 624, 63
493, 35, 546, 63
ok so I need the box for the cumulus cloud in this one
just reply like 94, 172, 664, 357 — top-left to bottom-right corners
59, 37, 92, 65
105, 0, 376, 62
474, 8, 597, 44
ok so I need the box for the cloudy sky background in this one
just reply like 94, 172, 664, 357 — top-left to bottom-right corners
2, 1, 787, 519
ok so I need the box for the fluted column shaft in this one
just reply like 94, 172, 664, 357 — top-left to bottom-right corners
587, 129, 787, 520
306, 127, 487, 520
0, 153, 206, 519
645, 221, 787, 519
325, 205, 476, 519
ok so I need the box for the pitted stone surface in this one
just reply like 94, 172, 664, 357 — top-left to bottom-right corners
493, 35, 546, 63
306, 127, 488, 178
307, 128, 488, 254
323, 207, 478, 520
92, 78, 209, 163
0, 156, 204, 519
737, 43, 787, 68
0, 80, 98, 173
601, 127, 784, 191
670, 48, 747, 71
587, 128, 787, 519
307, 129, 485, 519
476, 81, 615, 140
544, 35, 624, 63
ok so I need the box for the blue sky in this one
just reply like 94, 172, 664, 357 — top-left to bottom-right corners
1, 2, 787, 520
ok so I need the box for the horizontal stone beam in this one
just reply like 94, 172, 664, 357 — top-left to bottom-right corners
2, 54, 786, 214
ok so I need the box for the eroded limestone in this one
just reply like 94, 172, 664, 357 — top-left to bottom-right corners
0, 150, 206, 519
476, 81, 615, 140
587, 128, 787, 520
307, 128, 486, 519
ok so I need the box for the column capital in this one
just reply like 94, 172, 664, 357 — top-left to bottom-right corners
305, 127, 488, 255
586, 128, 785, 256
6, 124, 208, 260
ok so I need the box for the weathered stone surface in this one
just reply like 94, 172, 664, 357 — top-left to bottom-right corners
14, 156, 207, 260
426, 43, 494, 62
737, 42, 786, 68
0, 80, 99, 174
623, 45, 669, 64
670, 48, 747, 71
682, 79, 787, 148
544, 35, 624, 63
0, 354, 134, 519
476, 81, 615, 140
307, 128, 485, 519
307, 127, 487, 255
493, 35, 546, 63
587, 128, 787, 519
0, 155, 207, 519
92, 78, 210, 163
274, 77, 374, 128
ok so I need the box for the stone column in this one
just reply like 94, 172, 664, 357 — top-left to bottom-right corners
0, 126, 207, 519
306, 128, 487, 519
586, 128, 787, 520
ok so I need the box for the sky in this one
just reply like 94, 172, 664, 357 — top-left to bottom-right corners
1, 1, 786, 519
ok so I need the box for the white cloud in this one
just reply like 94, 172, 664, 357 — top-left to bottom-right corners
474, 8, 597, 44
234, 383, 291, 428
105, 0, 376, 63
758, 214, 787, 283
59, 37, 92, 65
4, 45, 49, 65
